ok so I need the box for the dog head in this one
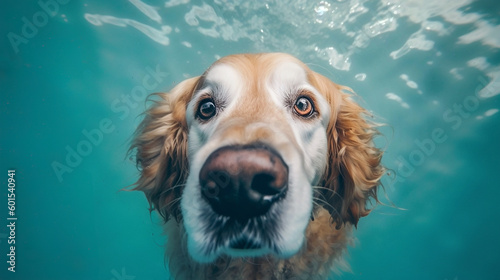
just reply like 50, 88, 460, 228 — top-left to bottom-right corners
131, 53, 384, 262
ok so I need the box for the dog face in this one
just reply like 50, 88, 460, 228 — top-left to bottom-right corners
131, 53, 384, 263
182, 54, 331, 262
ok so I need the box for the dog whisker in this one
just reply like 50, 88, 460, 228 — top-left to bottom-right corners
130, 53, 386, 279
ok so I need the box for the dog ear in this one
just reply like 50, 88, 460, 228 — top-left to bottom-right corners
130, 77, 200, 222
310, 72, 385, 229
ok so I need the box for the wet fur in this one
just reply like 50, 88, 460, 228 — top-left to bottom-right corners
130, 53, 384, 279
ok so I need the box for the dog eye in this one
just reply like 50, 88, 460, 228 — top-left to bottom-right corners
197, 99, 216, 120
294, 97, 314, 117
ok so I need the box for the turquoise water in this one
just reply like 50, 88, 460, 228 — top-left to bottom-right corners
1, 0, 499, 279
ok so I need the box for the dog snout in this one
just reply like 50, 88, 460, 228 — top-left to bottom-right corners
199, 145, 288, 220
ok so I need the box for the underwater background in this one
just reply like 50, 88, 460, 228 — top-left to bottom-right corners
1, 0, 499, 279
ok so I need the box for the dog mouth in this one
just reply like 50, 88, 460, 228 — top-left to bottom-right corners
193, 143, 290, 257
200, 206, 282, 256
229, 235, 263, 250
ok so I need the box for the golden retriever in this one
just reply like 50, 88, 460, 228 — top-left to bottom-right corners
130, 53, 384, 279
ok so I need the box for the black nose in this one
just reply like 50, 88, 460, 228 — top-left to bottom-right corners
199, 144, 288, 220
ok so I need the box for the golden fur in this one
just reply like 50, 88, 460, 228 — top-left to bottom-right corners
130, 53, 385, 279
